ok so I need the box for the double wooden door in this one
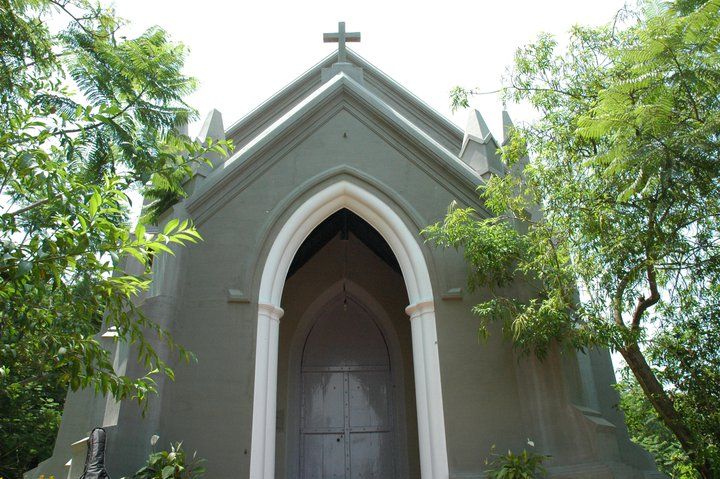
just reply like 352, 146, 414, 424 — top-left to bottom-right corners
300, 300, 395, 479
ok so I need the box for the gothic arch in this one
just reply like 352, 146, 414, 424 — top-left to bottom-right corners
250, 180, 448, 479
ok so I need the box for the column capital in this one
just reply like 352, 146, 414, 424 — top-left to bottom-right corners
258, 302, 284, 321
405, 300, 435, 318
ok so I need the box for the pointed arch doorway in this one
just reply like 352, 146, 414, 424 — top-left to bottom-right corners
250, 180, 449, 479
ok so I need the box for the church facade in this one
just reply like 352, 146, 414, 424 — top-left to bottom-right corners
30, 26, 661, 479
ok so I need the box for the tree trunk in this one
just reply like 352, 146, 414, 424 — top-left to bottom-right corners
620, 341, 713, 479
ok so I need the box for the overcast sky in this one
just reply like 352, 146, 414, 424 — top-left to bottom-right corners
108, 0, 627, 141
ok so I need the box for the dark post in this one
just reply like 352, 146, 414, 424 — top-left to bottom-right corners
80, 427, 111, 479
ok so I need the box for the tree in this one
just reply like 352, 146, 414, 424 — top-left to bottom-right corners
617, 284, 720, 478
0, 1, 231, 476
618, 375, 697, 478
426, 0, 720, 476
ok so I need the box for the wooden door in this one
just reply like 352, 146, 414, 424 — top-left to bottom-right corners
300, 300, 395, 479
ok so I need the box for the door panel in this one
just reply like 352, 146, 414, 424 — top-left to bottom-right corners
303, 372, 345, 431
348, 371, 389, 430
349, 432, 394, 479
302, 433, 346, 479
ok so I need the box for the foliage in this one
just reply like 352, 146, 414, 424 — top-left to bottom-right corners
484, 445, 548, 479
131, 442, 205, 479
618, 373, 698, 478
0, 0, 231, 477
430, 0, 720, 477
0, 383, 62, 478
617, 284, 720, 478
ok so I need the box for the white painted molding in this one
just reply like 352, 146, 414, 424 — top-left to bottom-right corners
249, 181, 449, 479
250, 303, 283, 479
223, 49, 463, 153
257, 303, 284, 320
406, 299, 449, 479
100, 326, 119, 338
405, 300, 435, 317
258, 181, 433, 306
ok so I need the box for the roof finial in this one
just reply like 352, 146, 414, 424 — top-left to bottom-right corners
323, 21, 361, 63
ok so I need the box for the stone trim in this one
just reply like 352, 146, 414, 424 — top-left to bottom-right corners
250, 181, 449, 479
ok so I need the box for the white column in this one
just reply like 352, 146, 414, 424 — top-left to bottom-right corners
249, 303, 284, 479
264, 307, 281, 478
409, 310, 432, 479
406, 301, 449, 479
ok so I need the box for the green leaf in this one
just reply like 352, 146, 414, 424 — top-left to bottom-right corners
135, 222, 146, 240
16, 260, 32, 278
163, 217, 179, 235
88, 191, 101, 218
150, 242, 174, 255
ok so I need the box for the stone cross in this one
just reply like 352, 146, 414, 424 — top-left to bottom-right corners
323, 21, 360, 63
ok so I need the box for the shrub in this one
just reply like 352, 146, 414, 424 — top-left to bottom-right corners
132, 442, 205, 479
484, 444, 549, 479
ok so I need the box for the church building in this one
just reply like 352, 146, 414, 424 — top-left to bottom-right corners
30, 23, 661, 479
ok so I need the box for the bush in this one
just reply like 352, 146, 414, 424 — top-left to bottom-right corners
484, 444, 549, 479
131, 442, 205, 479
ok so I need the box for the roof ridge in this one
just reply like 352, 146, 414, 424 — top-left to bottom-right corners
222, 49, 463, 149
345, 49, 462, 137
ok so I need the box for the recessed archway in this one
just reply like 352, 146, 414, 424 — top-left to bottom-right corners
249, 180, 448, 479
283, 270, 413, 478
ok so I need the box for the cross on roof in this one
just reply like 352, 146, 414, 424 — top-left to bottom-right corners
323, 21, 360, 63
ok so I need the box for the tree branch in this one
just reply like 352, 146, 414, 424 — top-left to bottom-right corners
47, 0, 107, 39
53, 86, 148, 136
4, 196, 55, 217
508, 83, 587, 101
613, 263, 643, 329
631, 263, 660, 330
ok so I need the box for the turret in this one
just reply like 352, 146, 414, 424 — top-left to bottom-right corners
195, 108, 226, 176
459, 109, 504, 179
181, 109, 225, 196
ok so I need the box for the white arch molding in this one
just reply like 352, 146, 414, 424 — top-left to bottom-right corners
250, 180, 449, 479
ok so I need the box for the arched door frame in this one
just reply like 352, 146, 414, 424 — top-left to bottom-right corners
250, 180, 448, 479
284, 280, 410, 479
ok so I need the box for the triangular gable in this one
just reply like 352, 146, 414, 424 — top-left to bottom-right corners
224, 50, 463, 154
187, 72, 484, 222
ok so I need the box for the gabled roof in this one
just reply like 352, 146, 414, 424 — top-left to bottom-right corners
224, 49, 464, 154
186, 72, 484, 222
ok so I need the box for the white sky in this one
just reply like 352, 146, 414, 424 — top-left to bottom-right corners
109, 0, 627, 140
